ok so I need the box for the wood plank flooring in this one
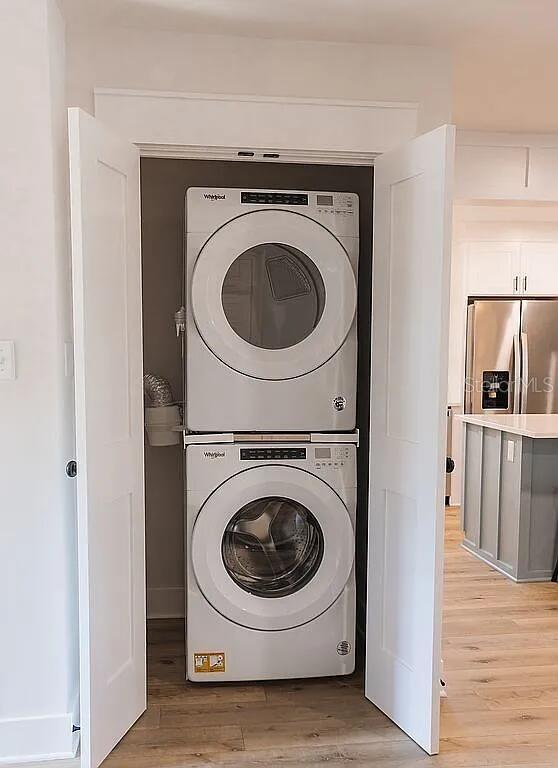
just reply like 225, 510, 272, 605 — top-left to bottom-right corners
103, 507, 558, 767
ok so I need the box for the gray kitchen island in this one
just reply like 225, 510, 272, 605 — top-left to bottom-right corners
459, 414, 558, 582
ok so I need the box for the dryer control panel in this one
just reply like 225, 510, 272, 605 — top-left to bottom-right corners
187, 187, 359, 238
240, 447, 306, 461
241, 192, 308, 206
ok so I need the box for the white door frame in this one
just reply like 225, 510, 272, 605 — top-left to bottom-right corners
94, 88, 419, 164
76, 88, 449, 763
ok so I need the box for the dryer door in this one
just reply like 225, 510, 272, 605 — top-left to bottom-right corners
191, 465, 354, 630
191, 210, 357, 380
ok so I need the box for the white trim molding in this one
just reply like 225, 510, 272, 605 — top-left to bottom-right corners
457, 129, 558, 148
0, 714, 77, 764
93, 88, 418, 160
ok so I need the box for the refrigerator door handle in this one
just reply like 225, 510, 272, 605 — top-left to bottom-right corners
521, 332, 529, 413
513, 333, 521, 413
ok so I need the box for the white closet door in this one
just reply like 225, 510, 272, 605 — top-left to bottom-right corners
68, 108, 146, 768
366, 124, 455, 755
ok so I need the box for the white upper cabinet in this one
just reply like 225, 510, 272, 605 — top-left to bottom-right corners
527, 148, 558, 201
455, 144, 528, 200
520, 243, 558, 295
465, 242, 521, 295
463, 241, 558, 297
455, 132, 558, 203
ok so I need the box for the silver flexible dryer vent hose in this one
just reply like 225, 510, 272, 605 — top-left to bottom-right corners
143, 373, 174, 407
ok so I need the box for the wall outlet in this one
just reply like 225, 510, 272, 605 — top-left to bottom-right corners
0, 340, 15, 380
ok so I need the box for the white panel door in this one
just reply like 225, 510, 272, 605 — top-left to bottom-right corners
366, 124, 455, 755
465, 242, 521, 295
68, 108, 145, 768
520, 243, 558, 295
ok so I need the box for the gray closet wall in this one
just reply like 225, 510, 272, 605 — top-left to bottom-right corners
140, 158, 373, 647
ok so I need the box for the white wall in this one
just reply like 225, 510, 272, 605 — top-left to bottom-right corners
454, 43, 558, 133
0, 0, 78, 761
65, 24, 452, 134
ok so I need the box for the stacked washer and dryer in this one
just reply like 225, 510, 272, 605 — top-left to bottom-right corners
185, 188, 359, 681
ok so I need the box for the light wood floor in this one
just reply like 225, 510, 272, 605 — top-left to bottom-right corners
104, 507, 558, 767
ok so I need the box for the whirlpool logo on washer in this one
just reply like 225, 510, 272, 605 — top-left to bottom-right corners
203, 193, 226, 200
203, 450, 226, 459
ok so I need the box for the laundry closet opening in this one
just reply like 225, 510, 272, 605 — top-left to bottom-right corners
129, 157, 375, 757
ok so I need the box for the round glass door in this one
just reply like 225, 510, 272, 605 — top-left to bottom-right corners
191, 210, 357, 380
222, 496, 324, 598
221, 244, 325, 351
191, 465, 354, 630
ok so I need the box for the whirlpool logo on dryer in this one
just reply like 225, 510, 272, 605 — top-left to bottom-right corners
203, 450, 226, 459
203, 193, 226, 200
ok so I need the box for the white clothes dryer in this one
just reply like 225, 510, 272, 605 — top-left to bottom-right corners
185, 441, 356, 681
185, 188, 359, 432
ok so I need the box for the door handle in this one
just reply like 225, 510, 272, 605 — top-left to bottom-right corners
513, 333, 520, 413
521, 332, 528, 413
514, 275, 519, 293
523, 274, 528, 293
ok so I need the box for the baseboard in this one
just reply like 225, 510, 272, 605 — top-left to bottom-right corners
0, 760, 79, 768
147, 586, 185, 618
0, 713, 76, 764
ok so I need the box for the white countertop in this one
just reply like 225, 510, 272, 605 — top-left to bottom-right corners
458, 413, 558, 438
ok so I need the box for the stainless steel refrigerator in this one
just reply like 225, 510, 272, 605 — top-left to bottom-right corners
465, 299, 558, 414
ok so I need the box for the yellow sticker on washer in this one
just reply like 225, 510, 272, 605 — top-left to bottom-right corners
193, 652, 226, 673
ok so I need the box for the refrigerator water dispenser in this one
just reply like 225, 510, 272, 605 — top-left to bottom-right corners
482, 370, 510, 410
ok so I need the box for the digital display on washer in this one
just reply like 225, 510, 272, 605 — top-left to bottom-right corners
316, 194, 334, 206
314, 447, 331, 459
240, 447, 307, 461
241, 192, 309, 205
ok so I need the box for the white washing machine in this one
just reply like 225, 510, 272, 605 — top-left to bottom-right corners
186, 188, 359, 432
186, 441, 356, 681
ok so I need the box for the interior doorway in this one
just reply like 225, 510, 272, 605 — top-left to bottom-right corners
87, 157, 378, 764
69, 109, 454, 766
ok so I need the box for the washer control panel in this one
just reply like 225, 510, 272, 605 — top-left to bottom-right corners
188, 442, 356, 489
314, 444, 351, 469
240, 447, 306, 461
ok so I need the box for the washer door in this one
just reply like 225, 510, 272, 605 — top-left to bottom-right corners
191, 210, 357, 380
192, 466, 354, 630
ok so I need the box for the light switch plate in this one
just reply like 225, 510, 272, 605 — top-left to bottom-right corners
507, 439, 515, 462
0, 340, 15, 380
